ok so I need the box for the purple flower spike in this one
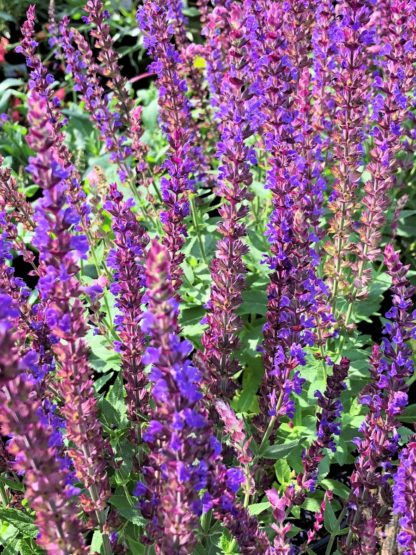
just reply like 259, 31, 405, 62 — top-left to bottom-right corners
346, 245, 416, 552
138, 1, 198, 291
105, 184, 149, 428
0, 302, 87, 555
26, 92, 111, 515
197, 2, 259, 400
393, 439, 416, 555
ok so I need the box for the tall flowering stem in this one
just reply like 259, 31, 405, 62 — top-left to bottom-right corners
58, 16, 156, 231
138, 240, 217, 552
350, 1, 416, 298
58, 21, 131, 180
104, 184, 149, 429
297, 357, 350, 498
324, 0, 375, 308
83, 0, 153, 195
26, 93, 111, 521
0, 159, 37, 270
137, 1, 198, 291
310, 0, 337, 136
346, 245, 416, 553
0, 298, 87, 555
197, 2, 257, 399
18, 7, 108, 291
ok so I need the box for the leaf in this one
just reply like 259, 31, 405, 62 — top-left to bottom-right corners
24, 185, 39, 199
320, 479, 351, 501
238, 289, 267, 316
302, 496, 323, 514
354, 272, 391, 322
125, 534, 147, 554
275, 459, 292, 485
0, 78, 23, 94
399, 403, 416, 423
87, 331, 120, 373
260, 439, 302, 460
0, 509, 37, 538
248, 502, 271, 516
141, 98, 159, 131
100, 375, 127, 427
0, 477, 24, 492
233, 355, 263, 413
18, 538, 43, 555
324, 501, 339, 534
90, 531, 103, 554
109, 495, 145, 526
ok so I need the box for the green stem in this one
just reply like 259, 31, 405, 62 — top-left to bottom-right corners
190, 196, 208, 265
0, 482, 9, 505
325, 507, 347, 555
258, 415, 277, 455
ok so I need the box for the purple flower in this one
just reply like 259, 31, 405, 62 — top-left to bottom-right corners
0, 317, 87, 553
393, 439, 416, 554
347, 245, 415, 551
197, 2, 259, 400
26, 92, 111, 515
137, 0, 197, 291
105, 183, 149, 429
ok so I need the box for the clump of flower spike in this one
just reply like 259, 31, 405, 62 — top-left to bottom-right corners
137, 0, 199, 291
197, 2, 258, 399
26, 92, 111, 516
104, 184, 149, 429
137, 240, 270, 554
346, 245, 416, 553
0, 294, 88, 555
393, 438, 416, 554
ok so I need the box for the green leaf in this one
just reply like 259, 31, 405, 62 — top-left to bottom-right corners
90, 530, 103, 554
275, 459, 292, 485
233, 355, 263, 413
238, 290, 267, 316
320, 479, 351, 501
260, 439, 302, 460
0, 477, 24, 492
354, 272, 391, 322
301, 496, 323, 514
324, 501, 339, 534
0, 78, 23, 94
0, 508, 37, 538
18, 538, 43, 555
399, 403, 416, 423
24, 185, 39, 199
248, 502, 271, 516
109, 495, 145, 526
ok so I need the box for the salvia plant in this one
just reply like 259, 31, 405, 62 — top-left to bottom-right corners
0, 0, 415, 554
